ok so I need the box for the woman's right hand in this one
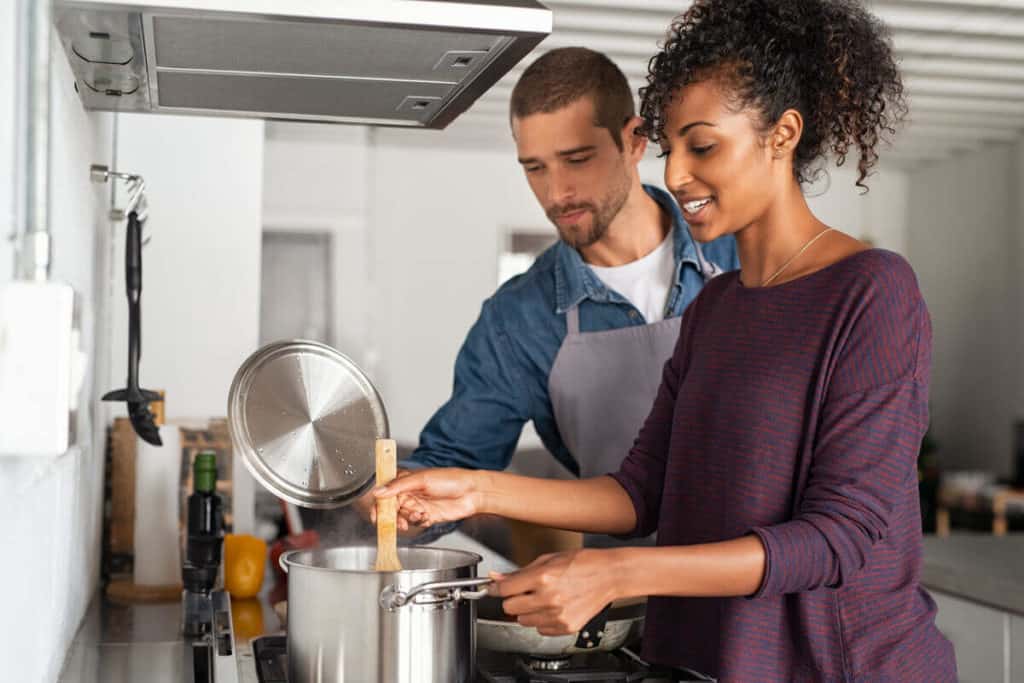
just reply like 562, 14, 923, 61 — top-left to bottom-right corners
372, 468, 485, 529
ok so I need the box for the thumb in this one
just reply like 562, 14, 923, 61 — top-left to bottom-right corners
374, 470, 426, 497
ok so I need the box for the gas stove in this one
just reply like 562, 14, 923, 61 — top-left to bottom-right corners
250, 636, 714, 683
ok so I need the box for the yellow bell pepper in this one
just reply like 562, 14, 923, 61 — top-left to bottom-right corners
231, 597, 265, 641
224, 533, 267, 599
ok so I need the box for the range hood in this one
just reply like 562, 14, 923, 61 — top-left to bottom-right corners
54, 0, 551, 128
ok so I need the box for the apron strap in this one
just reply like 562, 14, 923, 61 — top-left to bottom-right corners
565, 306, 580, 336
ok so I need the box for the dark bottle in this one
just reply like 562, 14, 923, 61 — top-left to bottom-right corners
182, 451, 224, 636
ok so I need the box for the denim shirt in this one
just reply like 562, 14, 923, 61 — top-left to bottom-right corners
405, 185, 739, 477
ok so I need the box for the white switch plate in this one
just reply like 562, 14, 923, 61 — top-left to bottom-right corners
0, 281, 77, 456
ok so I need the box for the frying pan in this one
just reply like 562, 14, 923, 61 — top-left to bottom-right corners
476, 595, 646, 656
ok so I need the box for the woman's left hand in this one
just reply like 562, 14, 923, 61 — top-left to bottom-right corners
489, 548, 623, 636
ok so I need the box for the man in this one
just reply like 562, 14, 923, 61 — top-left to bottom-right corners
375, 47, 737, 546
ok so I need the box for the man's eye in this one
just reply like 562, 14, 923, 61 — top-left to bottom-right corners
525, 166, 543, 173
567, 156, 591, 165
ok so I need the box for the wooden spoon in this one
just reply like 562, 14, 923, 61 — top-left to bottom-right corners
373, 438, 402, 571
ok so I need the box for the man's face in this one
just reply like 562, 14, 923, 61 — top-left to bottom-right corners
513, 97, 634, 250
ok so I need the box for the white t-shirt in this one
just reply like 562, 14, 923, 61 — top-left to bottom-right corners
588, 234, 674, 323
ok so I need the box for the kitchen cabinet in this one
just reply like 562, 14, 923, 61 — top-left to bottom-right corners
923, 536, 1024, 683
1012, 616, 1024, 683
932, 590, 1008, 683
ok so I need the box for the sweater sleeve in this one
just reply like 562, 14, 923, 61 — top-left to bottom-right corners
751, 257, 931, 596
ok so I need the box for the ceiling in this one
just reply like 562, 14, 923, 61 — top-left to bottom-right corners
449, 0, 1024, 169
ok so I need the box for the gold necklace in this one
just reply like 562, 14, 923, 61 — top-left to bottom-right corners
761, 227, 834, 287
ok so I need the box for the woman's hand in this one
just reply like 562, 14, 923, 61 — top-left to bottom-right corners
490, 548, 624, 636
372, 468, 484, 530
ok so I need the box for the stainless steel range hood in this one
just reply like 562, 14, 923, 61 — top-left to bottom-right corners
54, 0, 551, 128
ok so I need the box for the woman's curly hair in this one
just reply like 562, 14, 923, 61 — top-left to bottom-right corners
639, 0, 907, 190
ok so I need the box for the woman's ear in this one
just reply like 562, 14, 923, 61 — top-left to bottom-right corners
771, 109, 803, 159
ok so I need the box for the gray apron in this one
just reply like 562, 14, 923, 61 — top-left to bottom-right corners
548, 305, 683, 547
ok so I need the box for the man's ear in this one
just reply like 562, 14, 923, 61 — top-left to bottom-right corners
623, 115, 647, 162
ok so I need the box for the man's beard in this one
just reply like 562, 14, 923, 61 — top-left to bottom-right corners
547, 172, 631, 250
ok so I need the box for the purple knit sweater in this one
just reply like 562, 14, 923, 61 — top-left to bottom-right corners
611, 249, 956, 682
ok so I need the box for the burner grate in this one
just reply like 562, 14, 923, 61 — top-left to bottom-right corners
249, 637, 713, 683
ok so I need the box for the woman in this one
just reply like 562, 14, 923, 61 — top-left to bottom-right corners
376, 0, 957, 679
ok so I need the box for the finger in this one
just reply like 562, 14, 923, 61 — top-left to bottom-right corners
485, 571, 507, 590
397, 498, 425, 520
374, 470, 428, 497
523, 553, 556, 569
502, 592, 552, 616
489, 566, 545, 598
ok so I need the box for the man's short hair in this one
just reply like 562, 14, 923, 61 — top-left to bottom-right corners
510, 47, 636, 150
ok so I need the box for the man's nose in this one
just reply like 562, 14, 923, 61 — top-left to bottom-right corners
548, 168, 576, 205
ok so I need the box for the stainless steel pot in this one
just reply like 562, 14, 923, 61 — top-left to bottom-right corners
279, 545, 492, 683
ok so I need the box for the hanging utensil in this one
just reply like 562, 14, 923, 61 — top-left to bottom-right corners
103, 209, 162, 446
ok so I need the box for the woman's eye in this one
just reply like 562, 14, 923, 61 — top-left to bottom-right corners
691, 144, 714, 156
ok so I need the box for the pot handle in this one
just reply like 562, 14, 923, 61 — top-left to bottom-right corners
279, 553, 289, 574
380, 577, 493, 611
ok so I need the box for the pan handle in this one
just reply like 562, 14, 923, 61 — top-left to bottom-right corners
380, 577, 493, 611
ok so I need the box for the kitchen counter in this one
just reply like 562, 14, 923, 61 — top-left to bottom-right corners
922, 533, 1024, 616
58, 532, 512, 683
58, 590, 281, 683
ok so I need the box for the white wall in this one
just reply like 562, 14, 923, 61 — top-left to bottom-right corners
370, 127, 544, 443
112, 115, 264, 421
262, 125, 373, 370
0, 0, 14, 284
0, 24, 115, 682
906, 143, 1020, 476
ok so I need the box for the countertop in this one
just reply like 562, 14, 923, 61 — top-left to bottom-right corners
62, 534, 1017, 681
58, 590, 280, 683
57, 532, 512, 683
921, 534, 1024, 616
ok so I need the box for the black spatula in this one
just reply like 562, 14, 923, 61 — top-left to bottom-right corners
103, 210, 162, 446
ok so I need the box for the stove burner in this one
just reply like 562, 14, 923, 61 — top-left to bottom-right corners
528, 656, 572, 671
250, 636, 715, 683
477, 648, 714, 683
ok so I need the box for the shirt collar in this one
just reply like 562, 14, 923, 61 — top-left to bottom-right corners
553, 184, 701, 314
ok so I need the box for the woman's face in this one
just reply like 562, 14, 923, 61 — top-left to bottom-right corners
660, 79, 782, 243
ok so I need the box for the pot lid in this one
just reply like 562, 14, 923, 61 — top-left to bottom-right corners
228, 340, 388, 508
